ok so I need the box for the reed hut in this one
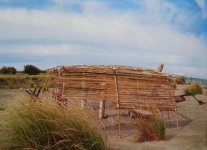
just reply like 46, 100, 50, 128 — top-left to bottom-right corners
48, 65, 177, 122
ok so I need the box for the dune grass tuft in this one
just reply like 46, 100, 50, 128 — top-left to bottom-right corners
0, 104, 4, 111
206, 122, 207, 145
184, 82, 203, 96
206, 125, 207, 145
174, 76, 185, 84
1, 96, 107, 150
135, 117, 165, 142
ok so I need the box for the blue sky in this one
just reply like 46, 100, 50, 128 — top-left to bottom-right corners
0, 0, 207, 79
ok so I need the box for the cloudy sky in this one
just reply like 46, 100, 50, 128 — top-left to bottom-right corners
0, 0, 207, 79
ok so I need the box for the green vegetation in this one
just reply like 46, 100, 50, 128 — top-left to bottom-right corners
206, 123, 207, 145
23, 64, 42, 75
135, 117, 165, 142
0, 104, 4, 111
1, 97, 107, 150
0, 74, 48, 89
184, 82, 203, 96
175, 76, 185, 84
0, 66, 17, 75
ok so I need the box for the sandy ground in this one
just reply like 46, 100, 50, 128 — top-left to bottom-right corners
105, 86, 207, 150
0, 88, 207, 150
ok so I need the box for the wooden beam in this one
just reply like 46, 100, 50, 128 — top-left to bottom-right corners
114, 69, 121, 138
99, 100, 106, 119
157, 63, 164, 72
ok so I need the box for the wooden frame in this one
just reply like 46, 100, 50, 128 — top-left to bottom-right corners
48, 65, 178, 134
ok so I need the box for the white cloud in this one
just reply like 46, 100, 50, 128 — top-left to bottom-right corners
0, 44, 74, 56
0, 0, 10, 2
195, 0, 206, 7
0, 0, 206, 78
195, 0, 207, 19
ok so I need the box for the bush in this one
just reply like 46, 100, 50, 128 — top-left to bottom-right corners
23, 65, 41, 75
0, 104, 4, 111
0, 66, 17, 75
206, 123, 207, 145
1, 97, 107, 150
135, 117, 165, 142
175, 76, 185, 84
184, 82, 203, 96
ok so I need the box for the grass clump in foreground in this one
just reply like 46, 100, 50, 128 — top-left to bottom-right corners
135, 116, 165, 142
184, 82, 203, 96
1, 97, 107, 150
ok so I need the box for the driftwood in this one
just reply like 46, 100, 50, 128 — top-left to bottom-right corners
128, 109, 154, 119
157, 63, 164, 72
191, 95, 205, 105
175, 94, 205, 105
24, 83, 42, 101
175, 94, 185, 103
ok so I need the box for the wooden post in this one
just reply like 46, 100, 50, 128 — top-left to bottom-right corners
114, 68, 121, 138
99, 100, 106, 119
157, 63, 164, 72
58, 68, 61, 77
81, 100, 87, 107
167, 111, 171, 127
81, 73, 87, 107
62, 83, 65, 94
136, 69, 141, 108
114, 75, 120, 108
175, 108, 179, 129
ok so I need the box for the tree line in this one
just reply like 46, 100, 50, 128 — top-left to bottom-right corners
0, 65, 45, 75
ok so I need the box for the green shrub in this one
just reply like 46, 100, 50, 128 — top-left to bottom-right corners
1, 97, 107, 150
0, 104, 4, 111
175, 76, 185, 84
23, 65, 41, 75
0, 66, 17, 75
135, 117, 165, 142
184, 82, 203, 96
206, 124, 207, 145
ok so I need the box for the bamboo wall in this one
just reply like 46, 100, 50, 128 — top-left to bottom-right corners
49, 65, 176, 111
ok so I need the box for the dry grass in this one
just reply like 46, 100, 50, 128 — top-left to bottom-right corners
204, 121, 207, 146
0, 104, 4, 111
184, 82, 203, 96
0, 96, 107, 150
0, 74, 48, 89
175, 76, 185, 84
134, 105, 165, 142
134, 117, 165, 142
